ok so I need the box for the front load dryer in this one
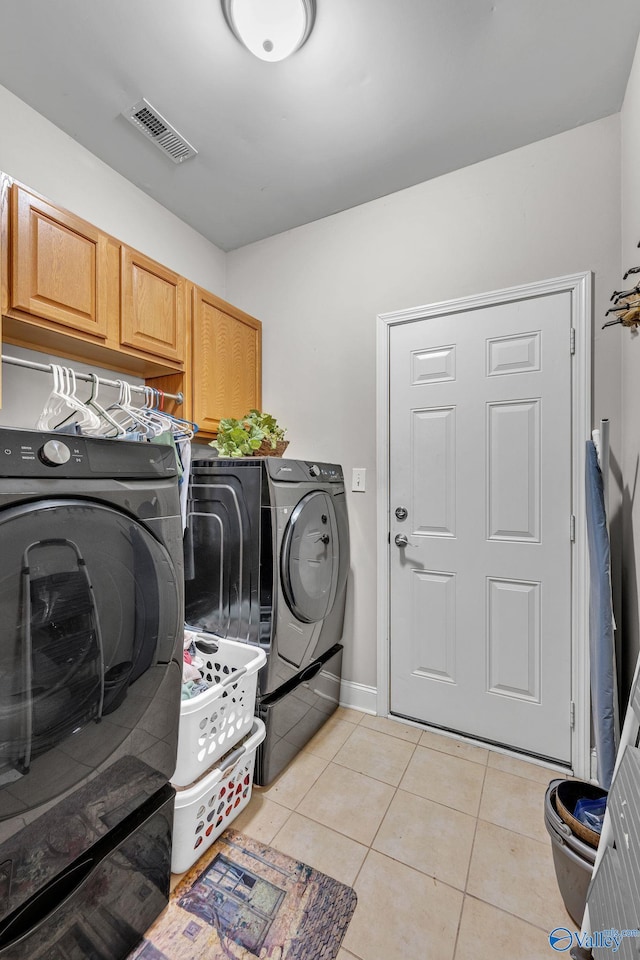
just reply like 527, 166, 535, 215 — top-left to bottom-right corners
185, 457, 350, 784
0, 427, 183, 959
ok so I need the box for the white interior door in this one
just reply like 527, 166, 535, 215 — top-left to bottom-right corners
389, 291, 573, 762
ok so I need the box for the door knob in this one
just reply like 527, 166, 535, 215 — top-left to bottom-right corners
395, 534, 410, 547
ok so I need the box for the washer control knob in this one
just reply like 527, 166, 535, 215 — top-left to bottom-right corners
309, 464, 321, 477
39, 439, 71, 466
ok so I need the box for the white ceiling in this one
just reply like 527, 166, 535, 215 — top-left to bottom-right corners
0, 0, 638, 251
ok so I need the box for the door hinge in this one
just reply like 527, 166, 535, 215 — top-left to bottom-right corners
570, 327, 576, 354
570, 514, 576, 541
570, 700, 576, 729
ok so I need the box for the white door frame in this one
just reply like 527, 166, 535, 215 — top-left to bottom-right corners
376, 272, 592, 778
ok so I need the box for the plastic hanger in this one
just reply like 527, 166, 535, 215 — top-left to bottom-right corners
59, 367, 101, 431
106, 381, 156, 437
36, 364, 68, 430
137, 386, 176, 436
151, 388, 197, 440
82, 374, 126, 437
36, 364, 99, 432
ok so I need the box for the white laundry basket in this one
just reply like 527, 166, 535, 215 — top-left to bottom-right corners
171, 718, 266, 874
173, 634, 266, 787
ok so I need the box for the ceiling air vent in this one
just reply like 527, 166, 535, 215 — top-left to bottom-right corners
124, 98, 198, 164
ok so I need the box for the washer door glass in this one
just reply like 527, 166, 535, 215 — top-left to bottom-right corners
281, 491, 339, 624
0, 499, 181, 818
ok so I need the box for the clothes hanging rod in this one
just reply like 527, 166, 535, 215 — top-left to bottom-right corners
1, 353, 183, 404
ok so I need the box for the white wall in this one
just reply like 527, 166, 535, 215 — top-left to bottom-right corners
226, 117, 622, 692
620, 34, 640, 699
0, 85, 226, 296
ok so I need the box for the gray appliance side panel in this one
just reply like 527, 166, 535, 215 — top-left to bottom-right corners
184, 465, 264, 644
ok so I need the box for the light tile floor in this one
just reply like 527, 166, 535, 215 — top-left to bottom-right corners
179, 708, 576, 960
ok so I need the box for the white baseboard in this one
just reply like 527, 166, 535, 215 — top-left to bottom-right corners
339, 679, 377, 715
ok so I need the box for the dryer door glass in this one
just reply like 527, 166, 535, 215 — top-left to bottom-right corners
0, 499, 181, 818
281, 491, 339, 624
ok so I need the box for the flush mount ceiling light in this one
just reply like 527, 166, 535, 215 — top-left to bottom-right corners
222, 0, 316, 62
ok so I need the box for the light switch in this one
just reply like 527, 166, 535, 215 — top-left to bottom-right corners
352, 467, 366, 492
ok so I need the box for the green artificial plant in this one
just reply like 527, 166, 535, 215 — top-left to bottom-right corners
209, 409, 287, 458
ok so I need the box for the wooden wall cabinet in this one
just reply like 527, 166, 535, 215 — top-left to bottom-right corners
191, 286, 262, 436
1, 175, 263, 424
121, 246, 186, 364
4, 181, 185, 376
10, 184, 114, 341
149, 287, 263, 439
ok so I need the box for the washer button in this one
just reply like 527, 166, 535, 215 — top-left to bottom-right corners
39, 439, 71, 466
309, 464, 321, 477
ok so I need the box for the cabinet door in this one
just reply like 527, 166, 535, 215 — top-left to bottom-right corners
121, 246, 186, 363
192, 287, 262, 434
11, 184, 110, 339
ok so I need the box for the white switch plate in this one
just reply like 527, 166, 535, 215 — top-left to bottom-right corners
352, 467, 366, 492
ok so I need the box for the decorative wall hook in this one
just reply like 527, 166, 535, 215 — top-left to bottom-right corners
603, 304, 640, 329
611, 283, 640, 302
605, 248, 640, 331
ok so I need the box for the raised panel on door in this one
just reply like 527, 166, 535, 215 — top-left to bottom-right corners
120, 246, 186, 363
10, 184, 110, 339
409, 569, 457, 683
487, 399, 540, 541
487, 577, 540, 701
192, 288, 262, 435
412, 406, 456, 537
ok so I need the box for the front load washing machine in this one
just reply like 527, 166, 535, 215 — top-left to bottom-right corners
185, 457, 350, 784
0, 427, 183, 958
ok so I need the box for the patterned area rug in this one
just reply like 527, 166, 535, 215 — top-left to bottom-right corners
129, 828, 357, 960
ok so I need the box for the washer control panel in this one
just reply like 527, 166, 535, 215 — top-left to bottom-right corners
0, 428, 178, 478
266, 459, 344, 483
306, 462, 343, 482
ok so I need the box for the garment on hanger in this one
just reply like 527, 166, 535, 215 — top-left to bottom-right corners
177, 438, 192, 532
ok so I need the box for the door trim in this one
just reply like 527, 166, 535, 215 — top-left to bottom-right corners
376, 272, 592, 778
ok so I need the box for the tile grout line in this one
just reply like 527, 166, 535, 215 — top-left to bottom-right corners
366, 740, 418, 851
264, 799, 295, 851
259, 745, 335, 809
288, 759, 398, 851
450, 756, 490, 960
460, 891, 566, 938
343, 745, 414, 896
331, 727, 420, 788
